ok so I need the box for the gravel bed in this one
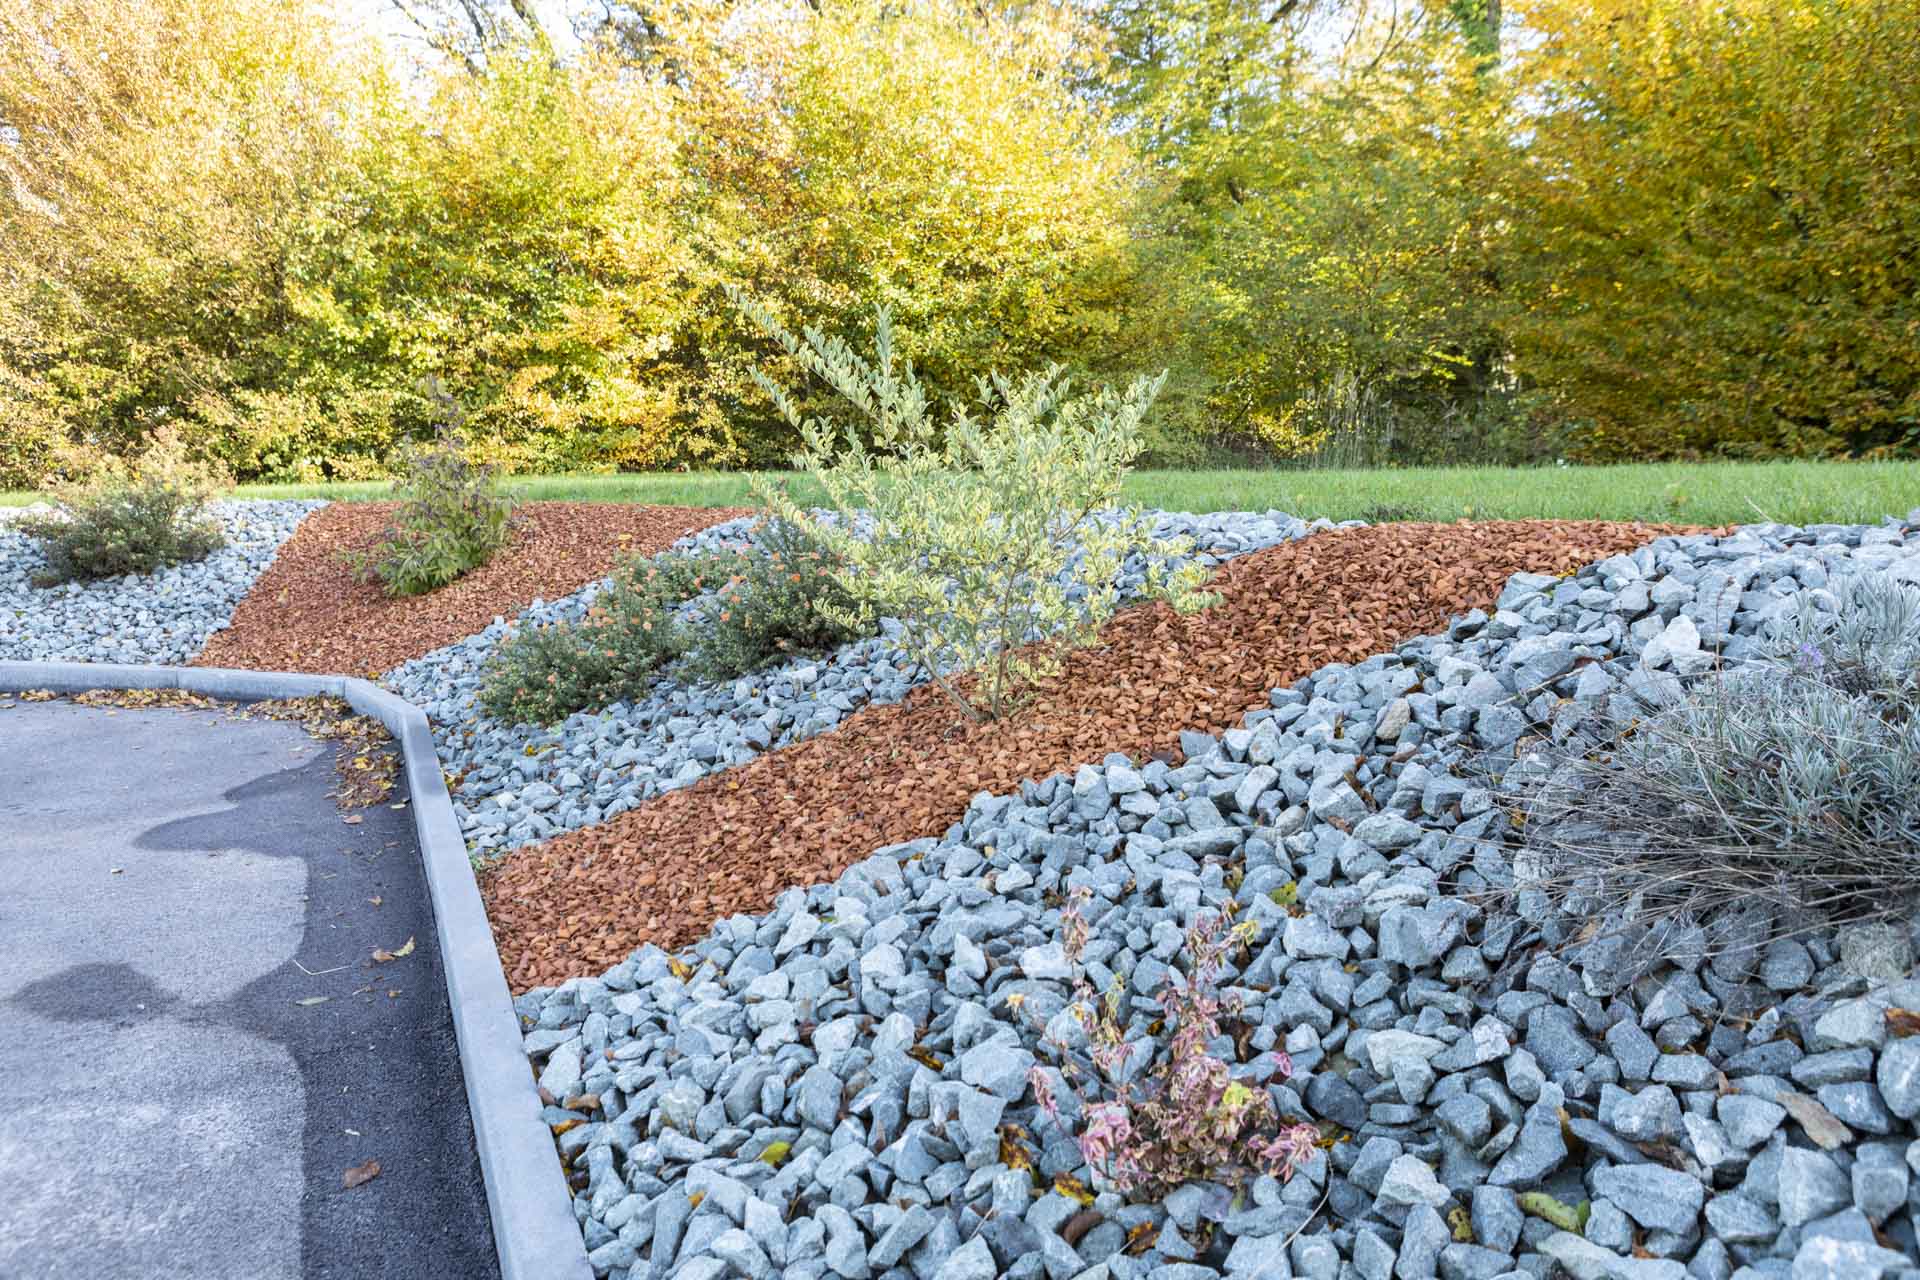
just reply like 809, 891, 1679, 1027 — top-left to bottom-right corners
386, 510, 1345, 860
519, 513, 1920, 1280
0, 500, 326, 665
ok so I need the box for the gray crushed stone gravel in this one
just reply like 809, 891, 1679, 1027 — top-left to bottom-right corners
0, 500, 324, 665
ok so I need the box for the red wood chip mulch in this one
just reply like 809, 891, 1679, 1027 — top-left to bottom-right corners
194, 501, 752, 677
484, 519, 1701, 992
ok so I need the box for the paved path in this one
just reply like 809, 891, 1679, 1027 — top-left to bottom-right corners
0, 699, 499, 1280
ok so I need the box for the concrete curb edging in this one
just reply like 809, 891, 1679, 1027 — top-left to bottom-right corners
0, 659, 592, 1280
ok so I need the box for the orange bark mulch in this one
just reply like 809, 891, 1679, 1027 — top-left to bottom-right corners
483, 519, 1698, 992
194, 501, 752, 677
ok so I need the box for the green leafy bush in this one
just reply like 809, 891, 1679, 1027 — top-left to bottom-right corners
348, 387, 516, 597
18, 429, 230, 585
1516, 571, 1920, 930
676, 517, 865, 684
479, 521, 863, 725
734, 292, 1216, 722
479, 553, 712, 725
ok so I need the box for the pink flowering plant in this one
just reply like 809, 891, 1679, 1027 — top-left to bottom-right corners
1028, 888, 1320, 1197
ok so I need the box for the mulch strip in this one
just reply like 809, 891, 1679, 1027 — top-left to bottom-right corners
483, 519, 1701, 991
194, 501, 753, 677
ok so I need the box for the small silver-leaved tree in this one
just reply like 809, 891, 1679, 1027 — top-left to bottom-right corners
731, 288, 1215, 722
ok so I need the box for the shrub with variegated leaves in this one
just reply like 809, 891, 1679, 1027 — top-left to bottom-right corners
732, 289, 1217, 724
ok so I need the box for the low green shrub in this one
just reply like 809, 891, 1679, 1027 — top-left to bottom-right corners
479, 519, 866, 725
676, 518, 865, 685
733, 290, 1216, 723
347, 385, 515, 597
18, 429, 229, 585
1516, 571, 1920, 930
479, 554, 712, 725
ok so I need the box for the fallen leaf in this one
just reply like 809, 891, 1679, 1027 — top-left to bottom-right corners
1053, 1174, 1096, 1206
367, 896, 382, 906
667, 957, 693, 981
342, 814, 363, 825
1517, 1192, 1591, 1233
998, 1124, 1037, 1176
294, 996, 331, 1007
1061, 1209, 1102, 1246
1778, 1089, 1853, 1150
342, 1160, 381, 1189
1886, 1008, 1920, 1039
371, 936, 416, 963
758, 1140, 793, 1167
1447, 1205, 1475, 1243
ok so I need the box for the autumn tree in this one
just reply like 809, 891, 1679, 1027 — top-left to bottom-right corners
1507, 0, 1920, 460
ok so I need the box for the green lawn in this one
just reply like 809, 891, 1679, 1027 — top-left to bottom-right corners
7, 461, 1919, 527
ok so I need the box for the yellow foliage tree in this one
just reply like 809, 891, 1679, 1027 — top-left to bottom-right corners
1508, 0, 1920, 460
650, 0, 1145, 462
0, 0, 362, 482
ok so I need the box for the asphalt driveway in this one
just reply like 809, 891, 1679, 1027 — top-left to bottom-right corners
0, 698, 499, 1280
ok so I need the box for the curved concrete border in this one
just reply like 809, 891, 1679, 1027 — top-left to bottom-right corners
0, 659, 592, 1280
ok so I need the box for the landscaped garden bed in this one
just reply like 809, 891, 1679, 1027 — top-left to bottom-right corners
0, 499, 321, 665
503, 512, 1920, 1280
7, 466, 1920, 1280
481, 518, 1690, 990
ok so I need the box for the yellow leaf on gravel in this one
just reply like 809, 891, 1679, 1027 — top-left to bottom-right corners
1053, 1174, 1095, 1206
1517, 1192, 1590, 1232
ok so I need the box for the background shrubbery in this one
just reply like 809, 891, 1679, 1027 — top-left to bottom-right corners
2, 0, 1916, 488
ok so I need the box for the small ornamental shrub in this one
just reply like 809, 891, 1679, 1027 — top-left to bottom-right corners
348, 385, 515, 597
732, 290, 1216, 723
676, 517, 865, 684
478, 522, 866, 725
1516, 571, 1920, 929
478, 553, 715, 726
1028, 890, 1321, 1197
19, 428, 230, 585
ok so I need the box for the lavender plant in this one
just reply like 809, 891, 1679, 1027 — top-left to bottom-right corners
1514, 570, 1920, 931
1027, 890, 1320, 1197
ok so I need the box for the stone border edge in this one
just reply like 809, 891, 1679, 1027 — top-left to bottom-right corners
0, 659, 592, 1280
